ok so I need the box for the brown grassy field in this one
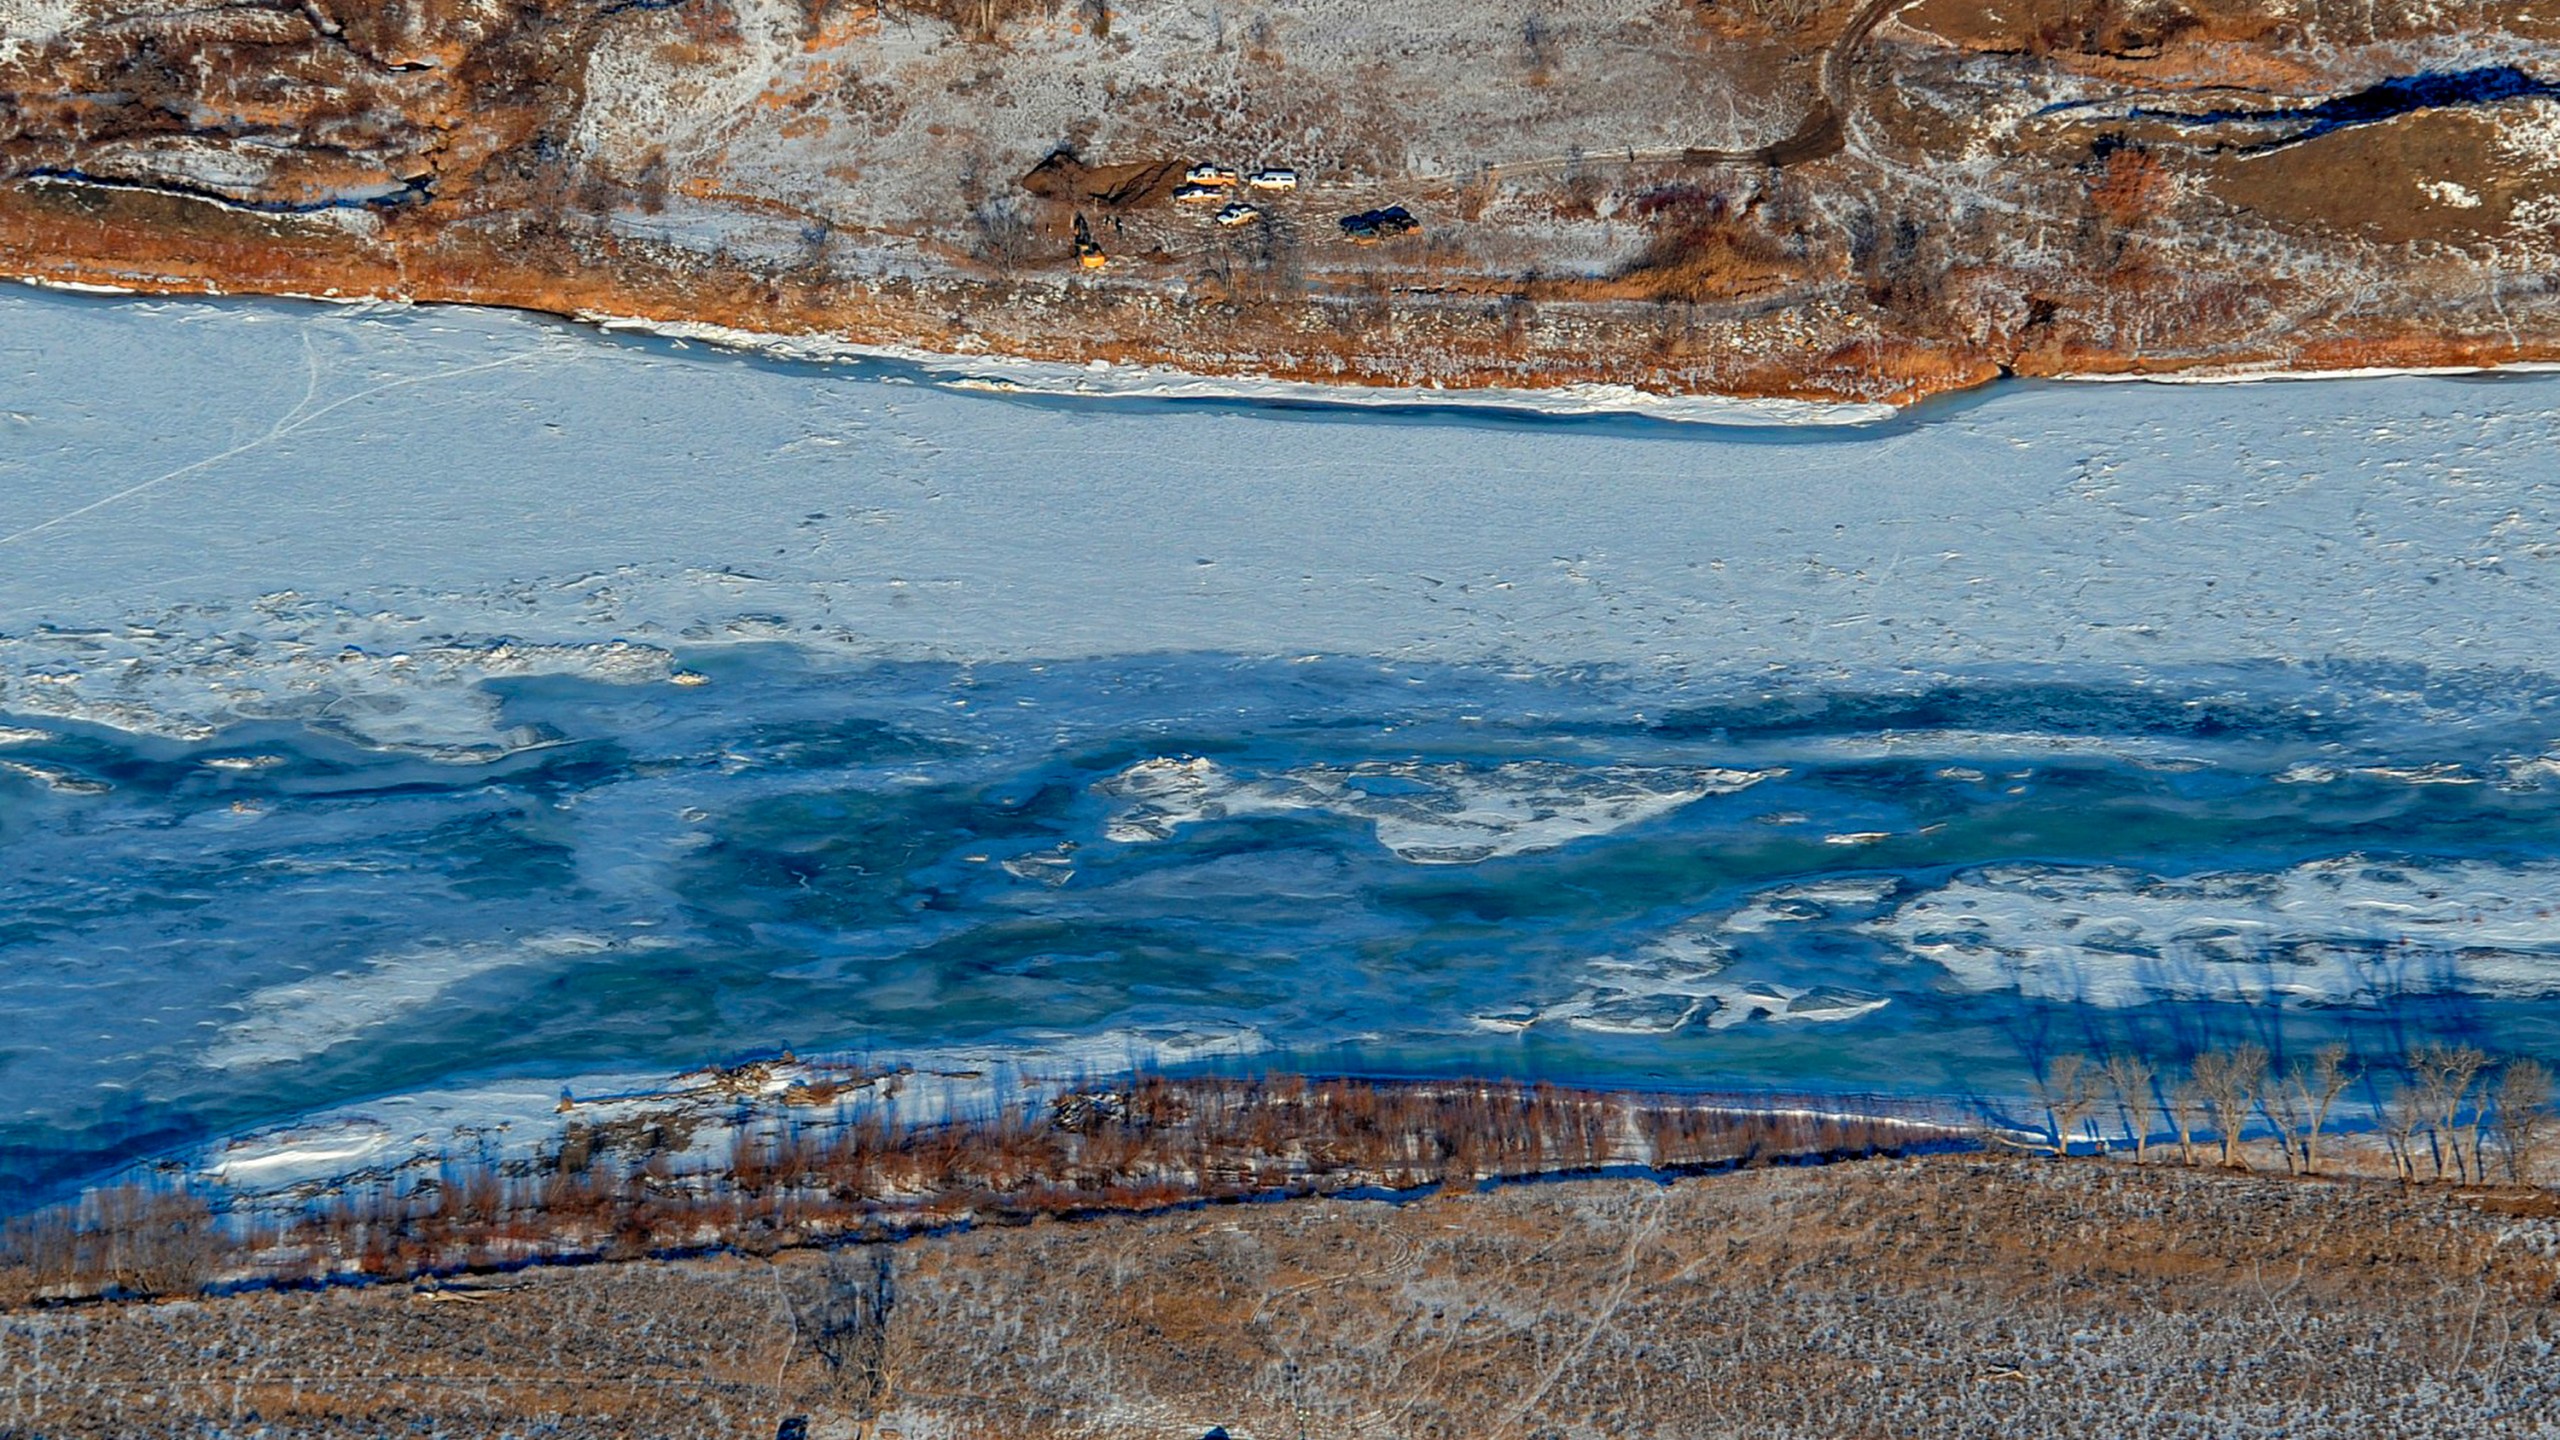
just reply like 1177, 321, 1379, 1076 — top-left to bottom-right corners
5, 1153, 2555, 1438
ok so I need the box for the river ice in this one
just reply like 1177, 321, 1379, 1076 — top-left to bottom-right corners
6, 284, 2560, 1201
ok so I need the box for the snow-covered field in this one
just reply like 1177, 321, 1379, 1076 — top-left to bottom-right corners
7, 283, 2560, 1203
571, 0, 1808, 250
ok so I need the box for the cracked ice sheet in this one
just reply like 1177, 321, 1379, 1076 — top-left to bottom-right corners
4, 287, 2560, 755
1870, 857, 2560, 1008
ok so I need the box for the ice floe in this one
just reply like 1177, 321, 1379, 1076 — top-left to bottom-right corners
10, 287, 2560, 753
203, 933, 641, 1070
0, 758, 107, 794
1722, 876, 1902, 933
1100, 755, 1776, 863
1495, 903, 1894, 1037
1539, 978, 1890, 1035
0, 607, 678, 758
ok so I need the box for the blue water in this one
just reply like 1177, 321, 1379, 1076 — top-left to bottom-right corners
2131, 67, 2560, 149
7, 287, 2560, 1208
2043, 66, 2560, 150
9, 648, 2560, 1202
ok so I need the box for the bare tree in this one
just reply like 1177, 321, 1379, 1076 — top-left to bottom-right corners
2458, 1055, 2498, 1183
2168, 1075, 2208, 1167
2411, 1044, 2489, 1182
967, 198, 1039, 277
1520, 11, 1557, 84
85, 1186, 221, 1299
2191, 1045, 2266, 1169
2380, 1073, 2426, 1183
2100, 1052, 2157, 1162
2256, 1074, 2304, 1176
2495, 1057, 2554, 1186
787, 1249, 897, 1416
2040, 1054, 2101, 1157
2286, 1043, 2356, 1176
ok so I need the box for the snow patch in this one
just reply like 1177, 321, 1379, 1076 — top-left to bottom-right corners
15, 274, 137, 295
0, 0, 91, 65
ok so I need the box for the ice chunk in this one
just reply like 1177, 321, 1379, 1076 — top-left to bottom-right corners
1099, 756, 1773, 863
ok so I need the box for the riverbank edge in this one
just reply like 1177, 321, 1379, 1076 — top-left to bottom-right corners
13, 183, 2560, 418
0, 1072, 1980, 1311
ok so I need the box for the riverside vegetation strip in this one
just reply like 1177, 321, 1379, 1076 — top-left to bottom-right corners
9, 0, 2560, 405
6, 1040, 2546, 1307
0, 1074, 1971, 1303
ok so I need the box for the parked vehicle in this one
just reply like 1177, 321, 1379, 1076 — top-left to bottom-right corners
1173, 181, 1227, 204
1338, 204, 1421, 242
1215, 201, 1263, 227
1247, 168, 1298, 191
1183, 163, 1241, 187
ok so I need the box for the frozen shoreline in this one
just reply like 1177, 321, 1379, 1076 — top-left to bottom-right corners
580, 310, 1904, 426
173, 1034, 1971, 1218
190, 1025, 1275, 1210
2056, 359, 2560, 387
30, 277, 2560, 419
581, 309, 2560, 421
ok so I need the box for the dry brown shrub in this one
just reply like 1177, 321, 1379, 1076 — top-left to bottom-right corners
75, 1185, 224, 1298
2087, 141, 2172, 227
1691, 0, 1856, 40
1584, 182, 1799, 303
1620, 227, 1798, 302
885, 0, 1057, 41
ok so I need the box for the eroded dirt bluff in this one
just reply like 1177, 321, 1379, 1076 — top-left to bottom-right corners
5, 0, 2560, 403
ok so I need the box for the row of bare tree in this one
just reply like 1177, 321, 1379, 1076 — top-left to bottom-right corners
2036, 1044, 2553, 1184
0, 1076, 1965, 1304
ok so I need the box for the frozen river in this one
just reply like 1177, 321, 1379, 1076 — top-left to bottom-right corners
7, 285, 2560, 1203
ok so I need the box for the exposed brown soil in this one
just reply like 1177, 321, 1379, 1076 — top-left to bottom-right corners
1021, 151, 1192, 211
6, 1155, 2555, 1438
2202, 107, 2543, 245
